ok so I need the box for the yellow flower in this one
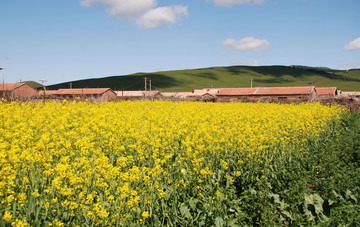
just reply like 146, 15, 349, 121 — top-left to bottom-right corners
11, 219, 28, 227
142, 211, 150, 219
3, 211, 12, 222
32, 189, 40, 198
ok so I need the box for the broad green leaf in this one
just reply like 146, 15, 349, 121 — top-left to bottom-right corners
180, 203, 191, 218
215, 217, 224, 227
346, 189, 358, 202
189, 198, 199, 210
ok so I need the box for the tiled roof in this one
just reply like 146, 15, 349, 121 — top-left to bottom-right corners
144, 91, 161, 96
38, 90, 58, 95
161, 92, 197, 98
217, 88, 257, 96
254, 86, 315, 95
194, 88, 220, 96
54, 88, 113, 95
218, 86, 316, 96
342, 92, 360, 96
0, 83, 26, 91
115, 90, 160, 97
316, 87, 337, 95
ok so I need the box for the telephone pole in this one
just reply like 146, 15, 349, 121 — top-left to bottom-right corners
144, 77, 147, 91
144, 77, 147, 99
39, 79, 47, 103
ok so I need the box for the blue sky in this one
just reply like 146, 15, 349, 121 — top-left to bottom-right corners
1, 0, 359, 84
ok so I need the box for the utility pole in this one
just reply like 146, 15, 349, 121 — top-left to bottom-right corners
144, 77, 147, 91
149, 79, 152, 91
1, 68, 4, 99
39, 79, 47, 103
2, 76, 4, 100
251, 78, 253, 88
144, 77, 147, 99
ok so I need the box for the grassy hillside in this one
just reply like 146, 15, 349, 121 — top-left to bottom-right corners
47, 65, 360, 92
24, 81, 43, 89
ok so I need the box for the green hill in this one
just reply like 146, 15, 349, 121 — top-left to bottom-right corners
47, 65, 360, 92
24, 81, 43, 89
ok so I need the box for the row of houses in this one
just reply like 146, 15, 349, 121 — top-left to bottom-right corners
1, 82, 359, 102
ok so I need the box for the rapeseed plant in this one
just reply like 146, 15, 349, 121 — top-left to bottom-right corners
0, 100, 346, 225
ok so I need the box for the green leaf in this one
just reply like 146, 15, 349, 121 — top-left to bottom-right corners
250, 188, 257, 195
282, 210, 294, 220
332, 190, 343, 200
313, 194, 324, 214
227, 218, 239, 227
346, 189, 358, 202
215, 217, 224, 227
304, 194, 324, 215
180, 203, 191, 218
270, 193, 280, 204
189, 198, 199, 210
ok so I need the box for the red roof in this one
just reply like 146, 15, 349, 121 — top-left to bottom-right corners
217, 88, 257, 96
218, 86, 316, 96
254, 86, 315, 95
54, 88, 114, 95
0, 83, 26, 91
316, 87, 337, 95
38, 90, 58, 95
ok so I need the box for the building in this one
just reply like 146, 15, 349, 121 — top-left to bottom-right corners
0, 83, 39, 100
115, 90, 162, 100
316, 87, 339, 97
342, 91, 360, 98
51, 88, 116, 101
217, 86, 317, 102
162, 88, 219, 101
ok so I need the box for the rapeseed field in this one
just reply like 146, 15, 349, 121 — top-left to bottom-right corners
0, 100, 348, 226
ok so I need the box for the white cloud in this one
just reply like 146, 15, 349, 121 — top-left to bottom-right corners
344, 37, 360, 50
222, 37, 270, 52
212, 0, 264, 7
137, 5, 188, 29
80, 0, 187, 29
80, 0, 156, 19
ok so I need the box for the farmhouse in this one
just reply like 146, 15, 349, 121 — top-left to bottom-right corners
162, 88, 219, 101
0, 83, 38, 100
316, 87, 339, 97
342, 91, 360, 98
115, 90, 162, 100
217, 86, 317, 102
50, 88, 116, 101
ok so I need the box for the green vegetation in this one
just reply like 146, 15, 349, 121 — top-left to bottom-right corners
233, 112, 360, 225
24, 81, 43, 89
47, 65, 360, 92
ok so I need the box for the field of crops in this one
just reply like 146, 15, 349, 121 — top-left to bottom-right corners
0, 100, 355, 226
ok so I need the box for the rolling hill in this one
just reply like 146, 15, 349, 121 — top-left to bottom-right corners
24, 81, 43, 89
46, 65, 360, 92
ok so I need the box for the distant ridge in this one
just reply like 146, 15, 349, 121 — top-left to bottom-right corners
24, 81, 43, 89
47, 65, 360, 92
